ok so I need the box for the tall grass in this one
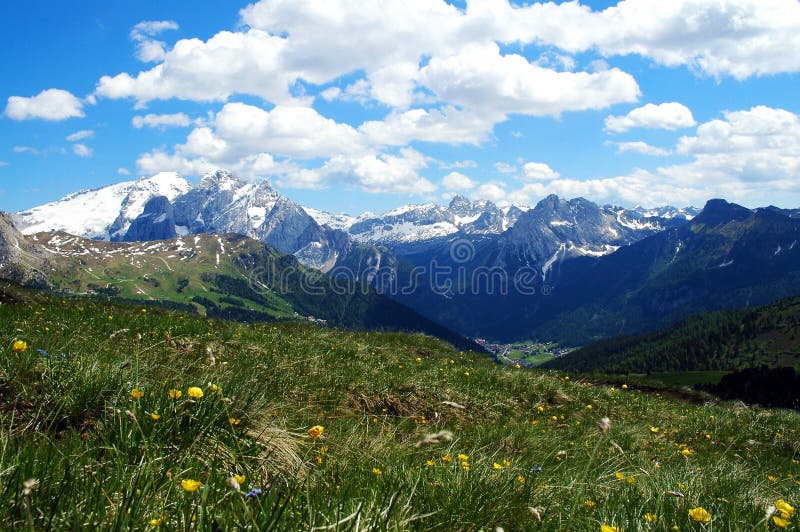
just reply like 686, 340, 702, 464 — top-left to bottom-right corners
0, 292, 798, 529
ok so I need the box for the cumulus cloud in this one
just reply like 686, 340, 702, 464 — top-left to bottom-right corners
117, 167, 131, 175
469, 0, 800, 80
66, 130, 94, 141
359, 106, 499, 147
494, 162, 517, 174
474, 182, 507, 203
421, 43, 640, 118
5, 89, 85, 121
605, 103, 696, 133
610, 141, 671, 156
498, 106, 800, 207
442, 171, 477, 190
130, 20, 179, 62
72, 144, 93, 158
132, 112, 192, 129
522, 162, 560, 181
278, 149, 437, 194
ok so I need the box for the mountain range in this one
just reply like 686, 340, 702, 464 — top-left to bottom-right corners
9, 170, 799, 346
0, 212, 481, 352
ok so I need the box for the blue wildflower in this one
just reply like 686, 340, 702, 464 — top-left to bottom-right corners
245, 488, 262, 499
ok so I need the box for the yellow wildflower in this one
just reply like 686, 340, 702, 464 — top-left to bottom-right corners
426, 460, 435, 467
586, 404, 593, 410
537, 406, 545, 412
621, 384, 628, 389
457, 453, 469, 461
461, 461, 470, 471
442, 455, 452, 462
775, 499, 794, 518
12, 340, 27, 353
768, 475, 778, 482
688, 507, 711, 523
415, 357, 422, 363
627, 477, 636, 484
517, 474, 525, 484
149, 518, 163, 526
187, 387, 204, 399
681, 448, 694, 457
515, 363, 521, 369
493, 462, 504, 470
308, 425, 324, 439
150, 412, 161, 420
168, 389, 182, 399
234, 474, 246, 485
585, 499, 596, 508
181, 479, 202, 492
372, 467, 382, 476
229, 418, 241, 426
131, 389, 144, 399
209, 383, 222, 393
644, 513, 658, 523
503, 459, 511, 467
649, 426, 659, 433
773, 516, 791, 528
601, 525, 620, 532
615, 472, 626, 480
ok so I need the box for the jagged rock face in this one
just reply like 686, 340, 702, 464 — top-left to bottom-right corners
0, 212, 51, 287
123, 196, 177, 242
169, 171, 342, 270
346, 197, 523, 247
493, 195, 667, 278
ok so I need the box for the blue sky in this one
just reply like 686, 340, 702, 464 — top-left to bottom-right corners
2, 0, 800, 215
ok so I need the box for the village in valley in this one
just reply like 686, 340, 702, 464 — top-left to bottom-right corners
474, 338, 575, 366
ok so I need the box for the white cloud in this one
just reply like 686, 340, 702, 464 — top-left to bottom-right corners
610, 141, 671, 156
13, 146, 40, 154
0, 161, 7, 167
4, 89, 85, 121
494, 162, 517, 174
72, 144, 93, 158
442, 160, 478, 169
605, 102, 696, 133
278, 149, 437, 194
502, 106, 800, 207
522, 162, 560, 181
473, 182, 507, 203
470, 0, 800, 80
96, 29, 300, 106
421, 43, 640, 118
117, 167, 131, 175
131, 20, 179, 38
441, 171, 477, 190
210, 102, 364, 159
66, 129, 94, 141
132, 113, 192, 129
131, 20, 179, 63
359, 106, 499, 147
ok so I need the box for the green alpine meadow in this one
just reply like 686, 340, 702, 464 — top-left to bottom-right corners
1, 282, 798, 530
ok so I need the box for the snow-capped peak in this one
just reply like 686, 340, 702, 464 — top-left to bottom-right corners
15, 173, 191, 239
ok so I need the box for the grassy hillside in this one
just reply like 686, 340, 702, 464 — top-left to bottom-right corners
1, 282, 799, 529
543, 296, 800, 375
23, 231, 481, 352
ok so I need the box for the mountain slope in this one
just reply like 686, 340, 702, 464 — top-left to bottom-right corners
543, 295, 800, 374
1, 215, 482, 351
15, 172, 191, 240
526, 199, 800, 344
1, 282, 798, 529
